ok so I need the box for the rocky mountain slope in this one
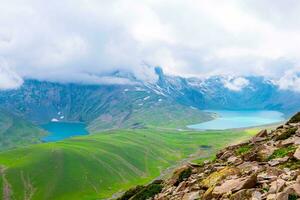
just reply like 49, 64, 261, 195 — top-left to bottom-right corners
119, 112, 300, 200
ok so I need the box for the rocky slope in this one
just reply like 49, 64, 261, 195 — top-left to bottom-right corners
119, 112, 300, 200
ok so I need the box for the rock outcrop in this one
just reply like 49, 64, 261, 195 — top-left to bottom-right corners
119, 113, 300, 200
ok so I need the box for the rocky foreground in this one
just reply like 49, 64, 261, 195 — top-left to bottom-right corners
118, 112, 300, 200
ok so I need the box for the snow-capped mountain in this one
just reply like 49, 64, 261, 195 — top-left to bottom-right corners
0, 67, 299, 132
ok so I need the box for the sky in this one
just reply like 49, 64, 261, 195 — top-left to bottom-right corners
1, 0, 300, 91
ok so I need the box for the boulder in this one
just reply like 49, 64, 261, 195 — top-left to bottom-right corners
293, 147, 300, 160
212, 174, 257, 196
280, 137, 300, 146
268, 156, 289, 166
252, 191, 262, 200
227, 156, 243, 165
242, 151, 257, 162
168, 165, 192, 186
182, 191, 200, 200
277, 185, 300, 200
257, 145, 277, 161
296, 128, 300, 137
200, 167, 240, 189
230, 189, 255, 200
269, 179, 286, 193
256, 129, 268, 138
237, 162, 261, 175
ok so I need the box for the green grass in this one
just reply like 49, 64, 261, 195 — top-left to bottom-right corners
236, 144, 253, 155
0, 110, 47, 151
268, 146, 297, 160
88, 101, 213, 132
0, 128, 256, 200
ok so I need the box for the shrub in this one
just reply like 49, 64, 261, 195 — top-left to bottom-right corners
117, 185, 144, 200
175, 168, 192, 186
131, 183, 163, 200
288, 112, 300, 124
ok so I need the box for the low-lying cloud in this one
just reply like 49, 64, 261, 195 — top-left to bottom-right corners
1, 0, 300, 91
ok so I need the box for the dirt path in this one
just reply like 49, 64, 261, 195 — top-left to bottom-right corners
0, 166, 12, 200
21, 171, 36, 200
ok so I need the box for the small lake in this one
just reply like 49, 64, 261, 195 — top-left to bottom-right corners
187, 110, 285, 130
41, 122, 89, 142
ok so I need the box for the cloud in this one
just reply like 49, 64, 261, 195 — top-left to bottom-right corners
1, 0, 300, 90
277, 69, 300, 92
0, 59, 23, 90
223, 77, 250, 91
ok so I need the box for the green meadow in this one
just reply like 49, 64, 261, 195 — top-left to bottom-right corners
0, 128, 256, 200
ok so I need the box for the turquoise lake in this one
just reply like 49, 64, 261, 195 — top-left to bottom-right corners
42, 122, 89, 142
187, 110, 285, 130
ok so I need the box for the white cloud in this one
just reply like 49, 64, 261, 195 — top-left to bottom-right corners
0, 0, 300, 90
0, 59, 23, 90
223, 77, 250, 91
277, 69, 300, 92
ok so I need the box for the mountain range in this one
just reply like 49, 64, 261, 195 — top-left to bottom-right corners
0, 67, 299, 149
0, 67, 300, 199
0, 67, 299, 129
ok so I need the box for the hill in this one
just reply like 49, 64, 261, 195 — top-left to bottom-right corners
122, 113, 300, 200
0, 110, 46, 150
0, 128, 256, 200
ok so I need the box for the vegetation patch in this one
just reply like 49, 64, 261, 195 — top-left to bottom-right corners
287, 112, 300, 124
268, 146, 297, 160
175, 168, 192, 186
118, 185, 144, 200
236, 144, 253, 155
280, 160, 300, 170
119, 181, 163, 200
275, 127, 297, 141
288, 194, 299, 200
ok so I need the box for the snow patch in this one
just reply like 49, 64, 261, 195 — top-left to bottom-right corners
51, 118, 59, 122
143, 96, 150, 101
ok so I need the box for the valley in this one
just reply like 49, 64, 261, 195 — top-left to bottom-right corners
0, 128, 257, 200
0, 68, 298, 200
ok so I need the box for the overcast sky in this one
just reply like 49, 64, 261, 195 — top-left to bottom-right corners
1, 0, 300, 90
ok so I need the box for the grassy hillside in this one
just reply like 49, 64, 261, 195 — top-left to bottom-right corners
0, 128, 256, 200
88, 100, 212, 132
0, 111, 47, 151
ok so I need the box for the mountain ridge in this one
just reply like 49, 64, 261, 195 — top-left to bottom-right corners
0, 68, 299, 133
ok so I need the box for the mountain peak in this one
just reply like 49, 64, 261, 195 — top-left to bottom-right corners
154, 66, 164, 77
